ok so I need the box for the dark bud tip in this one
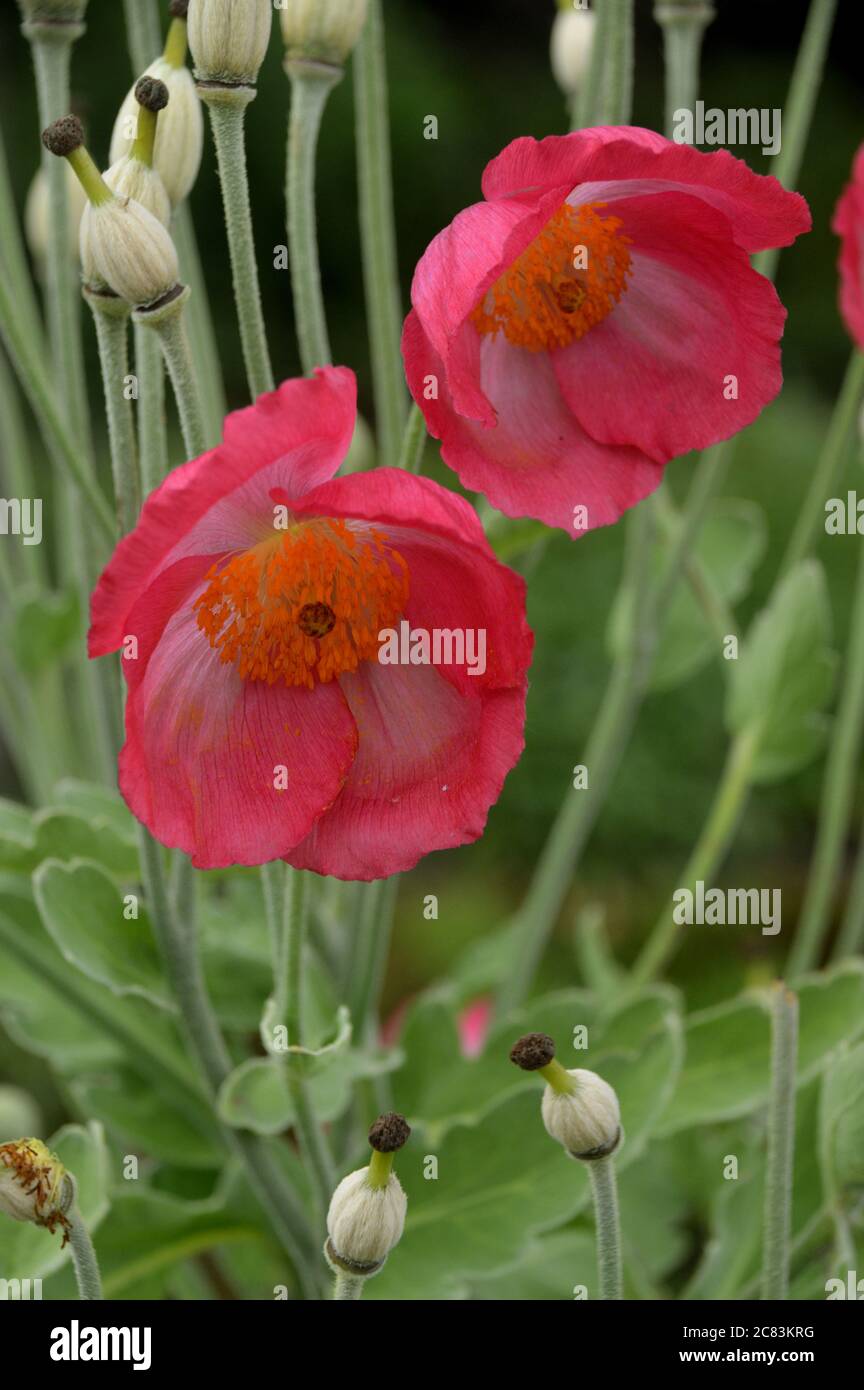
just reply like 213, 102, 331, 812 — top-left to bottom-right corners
169, 0, 189, 17
510, 1032, 556, 1071
135, 76, 169, 113
369, 1112, 411, 1153
41, 115, 84, 158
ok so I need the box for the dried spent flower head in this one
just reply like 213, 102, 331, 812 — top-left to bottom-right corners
279, 0, 369, 68
541, 1068, 622, 1160
510, 1032, 556, 1071
0, 1138, 74, 1243
110, 61, 203, 208
41, 115, 84, 159
135, 76, 170, 113
368, 1112, 411, 1153
326, 1167, 407, 1273
188, 0, 273, 86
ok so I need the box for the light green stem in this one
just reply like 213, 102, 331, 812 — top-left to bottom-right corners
135, 323, 169, 493
122, 0, 162, 73
69, 1207, 104, 1300
144, 305, 208, 459
654, 2, 716, 138
346, 877, 399, 1043
90, 304, 140, 534
780, 351, 864, 576
0, 345, 45, 585
574, 0, 610, 129
587, 1157, 623, 1300
287, 63, 339, 372
629, 727, 757, 988
173, 203, 227, 445
0, 121, 45, 363
791, 529, 864, 973
598, 0, 635, 126
333, 1270, 365, 1300
204, 97, 274, 399
0, 268, 114, 542
761, 984, 799, 1300
354, 0, 408, 468
397, 402, 427, 474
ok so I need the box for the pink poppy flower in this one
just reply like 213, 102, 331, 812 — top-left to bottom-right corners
833, 143, 864, 349
89, 369, 532, 879
403, 126, 811, 536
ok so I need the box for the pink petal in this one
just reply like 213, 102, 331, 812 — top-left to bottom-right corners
481, 128, 811, 253
553, 191, 787, 463
284, 661, 527, 880
833, 144, 864, 351
403, 308, 663, 536
90, 368, 356, 657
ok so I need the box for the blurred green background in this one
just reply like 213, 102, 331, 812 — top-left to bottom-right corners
0, 0, 861, 1054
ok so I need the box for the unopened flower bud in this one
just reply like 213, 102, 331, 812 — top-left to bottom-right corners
0, 1138, 74, 1242
188, 0, 273, 88
42, 116, 180, 305
110, 10, 204, 206
550, 6, 596, 97
511, 1033, 622, 1160
325, 1113, 410, 1276
103, 79, 171, 227
25, 161, 87, 270
279, 0, 369, 68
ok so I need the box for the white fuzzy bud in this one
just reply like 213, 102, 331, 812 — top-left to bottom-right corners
188, 0, 273, 86
109, 61, 204, 207
80, 197, 179, 306
327, 1167, 407, 1270
279, 0, 369, 67
25, 163, 87, 269
103, 158, 171, 228
541, 1068, 621, 1159
550, 7, 596, 97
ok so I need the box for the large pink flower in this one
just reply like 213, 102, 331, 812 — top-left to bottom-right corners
833, 143, 864, 349
89, 369, 532, 879
403, 126, 811, 537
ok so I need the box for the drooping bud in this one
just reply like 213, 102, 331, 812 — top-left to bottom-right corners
511, 1033, 622, 1160
42, 116, 180, 306
103, 78, 172, 227
279, 0, 369, 69
325, 1113, 410, 1277
25, 161, 87, 270
550, 5, 596, 98
0, 1138, 74, 1243
188, 0, 273, 89
109, 10, 204, 207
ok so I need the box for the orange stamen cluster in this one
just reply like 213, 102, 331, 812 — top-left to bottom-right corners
194, 517, 410, 689
471, 202, 632, 352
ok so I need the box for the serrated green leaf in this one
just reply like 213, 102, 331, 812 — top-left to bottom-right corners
726, 559, 836, 782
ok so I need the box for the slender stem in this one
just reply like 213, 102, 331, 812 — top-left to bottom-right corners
144, 305, 208, 459
122, 0, 162, 73
629, 727, 757, 988
135, 323, 169, 493
754, 0, 837, 278
172, 204, 227, 445
791, 534, 864, 974
90, 304, 140, 534
69, 1208, 104, 1300
333, 1270, 365, 1300
397, 402, 427, 474
0, 345, 45, 585
598, 0, 635, 126
655, 2, 716, 139
780, 351, 864, 577
574, 0, 610, 129
353, 0, 408, 469
761, 984, 799, 1301
0, 268, 114, 542
287, 63, 339, 373
346, 878, 399, 1043
204, 97, 274, 399
587, 1157, 623, 1300
0, 120, 45, 363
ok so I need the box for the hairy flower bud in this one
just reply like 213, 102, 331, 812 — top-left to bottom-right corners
279, 0, 369, 68
80, 198, 179, 306
104, 79, 172, 226
188, 0, 273, 86
550, 6, 596, 97
109, 23, 204, 206
0, 1138, 74, 1242
541, 1069, 621, 1159
25, 162, 87, 269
